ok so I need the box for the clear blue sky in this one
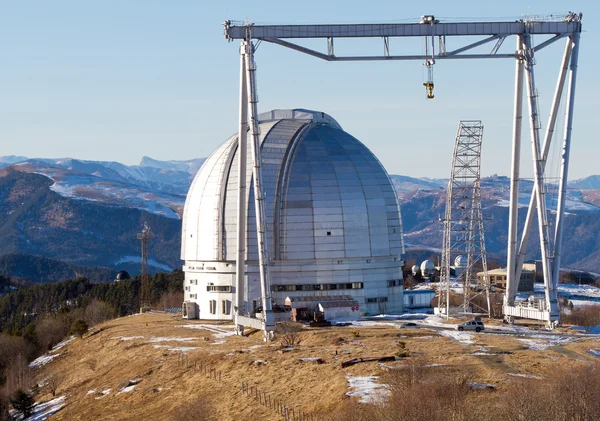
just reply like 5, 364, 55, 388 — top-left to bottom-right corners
0, 1, 597, 179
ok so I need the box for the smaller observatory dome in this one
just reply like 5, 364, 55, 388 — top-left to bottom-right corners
115, 271, 130, 283
454, 255, 468, 267
420, 260, 435, 276
411, 265, 420, 276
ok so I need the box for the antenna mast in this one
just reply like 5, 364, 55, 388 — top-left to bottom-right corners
138, 222, 153, 313
438, 121, 490, 318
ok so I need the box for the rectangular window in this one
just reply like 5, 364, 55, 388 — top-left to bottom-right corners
209, 300, 216, 314
378, 297, 389, 303
207, 285, 232, 293
222, 300, 231, 315
352, 282, 363, 289
387, 280, 397, 287
366, 298, 378, 303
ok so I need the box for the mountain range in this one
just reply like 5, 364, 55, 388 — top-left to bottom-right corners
0, 155, 599, 282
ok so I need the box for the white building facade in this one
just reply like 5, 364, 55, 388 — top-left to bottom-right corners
181, 109, 405, 319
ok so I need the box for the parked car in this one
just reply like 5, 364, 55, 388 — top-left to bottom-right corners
400, 322, 419, 329
455, 320, 484, 332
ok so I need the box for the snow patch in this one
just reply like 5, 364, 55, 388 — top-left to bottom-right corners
23, 396, 66, 421
95, 389, 112, 400
113, 336, 144, 341
177, 324, 236, 339
29, 354, 60, 369
438, 330, 475, 345
148, 337, 196, 343
117, 385, 136, 395
153, 345, 198, 352
587, 349, 600, 358
508, 373, 542, 379
50, 337, 74, 353
346, 376, 390, 404
516, 334, 575, 350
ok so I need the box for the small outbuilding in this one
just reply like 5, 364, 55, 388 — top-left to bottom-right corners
404, 290, 436, 309
285, 295, 360, 322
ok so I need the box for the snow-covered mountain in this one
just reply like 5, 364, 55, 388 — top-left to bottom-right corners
0, 156, 205, 195
0, 156, 208, 219
569, 175, 600, 190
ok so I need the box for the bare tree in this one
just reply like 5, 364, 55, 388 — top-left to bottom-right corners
158, 291, 184, 310
84, 299, 115, 327
46, 374, 63, 397
275, 321, 303, 346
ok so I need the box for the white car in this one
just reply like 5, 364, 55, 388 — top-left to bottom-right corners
455, 321, 484, 332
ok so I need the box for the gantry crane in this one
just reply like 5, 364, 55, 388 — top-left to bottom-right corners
224, 13, 582, 330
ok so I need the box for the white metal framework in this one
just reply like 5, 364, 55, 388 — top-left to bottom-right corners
137, 222, 153, 313
224, 13, 582, 330
439, 121, 489, 318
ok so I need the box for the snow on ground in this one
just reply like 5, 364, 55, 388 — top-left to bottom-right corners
50, 337, 74, 353
438, 330, 476, 345
49, 176, 182, 220
346, 376, 390, 404
117, 385, 136, 395
29, 354, 60, 369
568, 299, 600, 307
532, 282, 600, 305
468, 382, 496, 390
112, 336, 144, 341
23, 396, 66, 421
95, 389, 112, 400
153, 345, 199, 352
177, 324, 236, 339
147, 337, 196, 343
516, 334, 575, 350
507, 373, 542, 379
588, 349, 600, 358
86, 390, 96, 395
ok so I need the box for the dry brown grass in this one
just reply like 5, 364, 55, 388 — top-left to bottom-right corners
30, 313, 600, 421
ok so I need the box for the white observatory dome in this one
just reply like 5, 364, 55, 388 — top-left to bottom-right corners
454, 255, 468, 267
420, 260, 435, 276
181, 109, 405, 319
411, 265, 420, 276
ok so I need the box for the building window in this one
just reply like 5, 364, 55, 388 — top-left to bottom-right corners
327, 231, 331, 236
189, 293, 197, 299
387, 280, 397, 287
366, 298, 378, 303
207, 285, 232, 293
352, 282, 363, 289
222, 300, 231, 315
378, 297, 388, 303
209, 300, 216, 314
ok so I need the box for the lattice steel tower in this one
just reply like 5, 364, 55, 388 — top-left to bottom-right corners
138, 222, 153, 313
438, 121, 490, 318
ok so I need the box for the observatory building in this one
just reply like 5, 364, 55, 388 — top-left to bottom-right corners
181, 109, 405, 320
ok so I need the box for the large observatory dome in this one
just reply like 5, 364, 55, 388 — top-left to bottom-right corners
181, 109, 405, 320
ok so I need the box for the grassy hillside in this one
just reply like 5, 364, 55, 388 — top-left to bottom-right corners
27, 313, 600, 421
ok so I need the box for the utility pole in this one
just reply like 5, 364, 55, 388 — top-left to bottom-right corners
138, 222, 153, 313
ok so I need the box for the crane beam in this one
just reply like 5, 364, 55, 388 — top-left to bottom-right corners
224, 21, 581, 40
